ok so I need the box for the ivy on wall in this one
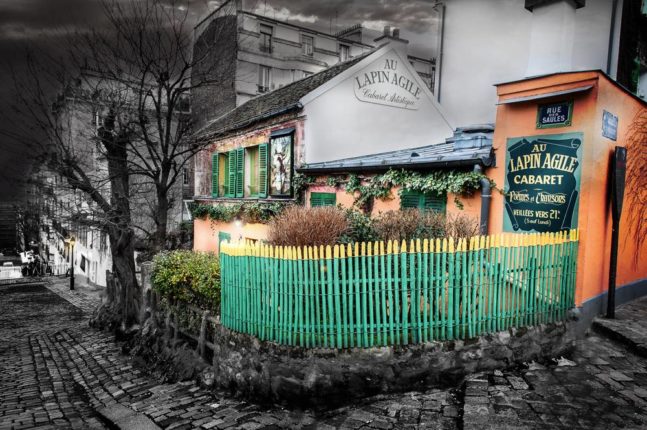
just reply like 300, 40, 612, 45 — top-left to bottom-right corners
193, 169, 494, 223
344, 169, 495, 211
190, 201, 290, 224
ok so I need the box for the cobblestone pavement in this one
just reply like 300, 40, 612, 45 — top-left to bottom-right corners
1, 280, 647, 429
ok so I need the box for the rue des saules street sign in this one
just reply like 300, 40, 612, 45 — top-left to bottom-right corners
503, 132, 583, 233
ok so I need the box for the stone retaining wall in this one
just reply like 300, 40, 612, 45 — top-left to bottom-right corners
132, 282, 577, 408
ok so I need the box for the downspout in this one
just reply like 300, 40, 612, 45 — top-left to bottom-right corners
474, 164, 491, 235
433, 2, 445, 102
606, 0, 618, 75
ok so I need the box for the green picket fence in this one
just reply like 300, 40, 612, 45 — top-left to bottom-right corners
220, 230, 579, 349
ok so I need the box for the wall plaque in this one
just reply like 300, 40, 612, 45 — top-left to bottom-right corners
503, 132, 582, 233
536, 101, 573, 129
602, 110, 618, 141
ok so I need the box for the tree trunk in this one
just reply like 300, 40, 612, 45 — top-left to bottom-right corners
101, 112, 140, 327
153, 189, 169, 252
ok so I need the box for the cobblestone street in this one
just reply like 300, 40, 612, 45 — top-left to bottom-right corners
1, 280, 647, 429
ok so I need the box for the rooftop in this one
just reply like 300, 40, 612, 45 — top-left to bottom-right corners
194, 52, 371, 140
298, 126, 495, 173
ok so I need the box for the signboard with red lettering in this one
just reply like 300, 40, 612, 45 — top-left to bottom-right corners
503, 132, 582, 233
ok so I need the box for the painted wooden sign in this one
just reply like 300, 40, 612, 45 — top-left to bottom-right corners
503, 132, 582, 233
536, 101, 572, 128
353, 53, 422, 110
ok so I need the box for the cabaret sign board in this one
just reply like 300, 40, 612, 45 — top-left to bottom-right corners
353, 55, 422, 110
503, 132, 582, 233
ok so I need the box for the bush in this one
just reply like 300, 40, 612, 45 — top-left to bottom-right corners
339, 209, 377, 244
373, 209, 479, 242
267, 206, 349, 247
151, 250, 220, 311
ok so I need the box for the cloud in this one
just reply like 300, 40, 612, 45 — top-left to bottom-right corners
252, 4, 317, 24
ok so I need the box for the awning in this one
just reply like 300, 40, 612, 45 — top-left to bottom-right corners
497, 85, 593, 105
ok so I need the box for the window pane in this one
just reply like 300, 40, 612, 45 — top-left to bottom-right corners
270, 134, 293, 196
302, 35, 313, 56
245, 146, 260, 197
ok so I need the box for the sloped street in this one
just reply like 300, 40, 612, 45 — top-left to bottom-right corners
1, 279, 647, 430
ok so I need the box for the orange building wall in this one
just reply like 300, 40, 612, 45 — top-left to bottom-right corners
490, 71, 647, 306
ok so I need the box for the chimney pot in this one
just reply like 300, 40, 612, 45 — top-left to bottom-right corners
383, 25, 391, 36
392, 28, 400, 38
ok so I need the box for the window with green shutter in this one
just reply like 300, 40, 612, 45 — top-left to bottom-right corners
225, 151, 236, 197
211, 153, 219, 197
311, 192, 336, 207
400, 190, 446, 214
235, 148, 244, 198
258, 143, 268, 198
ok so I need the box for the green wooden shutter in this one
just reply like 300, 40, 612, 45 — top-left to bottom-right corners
258, 143, 268, 198
400, 190, 423, 209
423, 194, 446, 214
226, 151, 236, 197
235, 148, 244, 198
211, 153, 219, 197
311, 192, 336, 207
400, 190, 446, 213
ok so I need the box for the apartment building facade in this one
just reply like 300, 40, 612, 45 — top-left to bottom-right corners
190, 0, 436, 131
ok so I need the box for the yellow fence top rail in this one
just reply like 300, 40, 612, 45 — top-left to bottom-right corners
220, 230, 580, 258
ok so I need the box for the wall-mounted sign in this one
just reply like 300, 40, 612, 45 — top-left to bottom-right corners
353, 55, 422, 110
602, 110, 618, 141
270, 134, 293, 196
503, 132, 582, 233
536, 101, 573, 129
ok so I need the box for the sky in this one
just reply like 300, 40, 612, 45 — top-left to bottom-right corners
0, 0, 439, 201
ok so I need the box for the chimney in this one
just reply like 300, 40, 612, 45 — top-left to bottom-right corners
374, 26, 409, 54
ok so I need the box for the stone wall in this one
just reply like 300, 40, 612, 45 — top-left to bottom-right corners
132, 272, 578, 409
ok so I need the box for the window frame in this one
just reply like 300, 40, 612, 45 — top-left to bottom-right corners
339, 44, 350, 61
302, 34, 314, 56
400, 190, 446, 214
258, 65, 271, 93
211, 143, 269, 200
310, 192, 336, 207
259, 23, 273, 54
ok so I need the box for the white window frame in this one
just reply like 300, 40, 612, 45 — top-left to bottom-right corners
302, 34, 314, 56
258, 65, 271, 93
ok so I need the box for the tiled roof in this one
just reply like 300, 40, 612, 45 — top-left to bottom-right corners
194, 53, 371, 140
298, 127, 495, 172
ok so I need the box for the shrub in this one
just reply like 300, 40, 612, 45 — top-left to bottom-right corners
267, 206, 349, 247
373, 209, 478, 242
446, 213, 480, 239
151, 250, 221, 311
339, 209, 377, 244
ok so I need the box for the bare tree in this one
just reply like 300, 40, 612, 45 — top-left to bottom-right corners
2, 0, 233, 327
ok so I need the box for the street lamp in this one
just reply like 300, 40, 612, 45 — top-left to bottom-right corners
65, 236, 76, 290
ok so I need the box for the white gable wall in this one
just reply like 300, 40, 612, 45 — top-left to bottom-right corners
300, 47, 454, 165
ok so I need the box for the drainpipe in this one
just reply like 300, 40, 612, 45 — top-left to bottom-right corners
433, 2, 445, 102
606, 0, 618, 75
474, 164, 491, 235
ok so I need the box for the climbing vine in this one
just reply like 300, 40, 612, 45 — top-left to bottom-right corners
190, 201, 290, 224
345, 169, 495, 210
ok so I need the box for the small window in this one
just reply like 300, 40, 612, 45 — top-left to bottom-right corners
339, 44, 350, 61
259, 24, 273, 53
400, 190, 446, 213
258, 65, 271, 93
310, 192, 336, 207
302, 35, 314, 56
303, 71, 313, 79
183, 168, 189, 185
